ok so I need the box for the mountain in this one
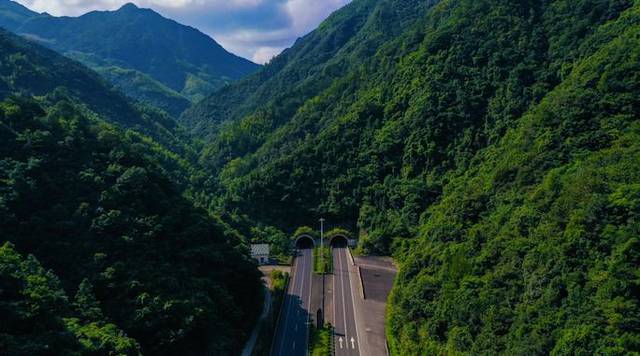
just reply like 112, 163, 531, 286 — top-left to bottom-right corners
0, 27, 147, 128
0, 0, 35, 30
181, 0, 438, 138
0, 27, 262, 355
183, 0, 640, 354
0, 1, 259, 116
0, 27, 199, 162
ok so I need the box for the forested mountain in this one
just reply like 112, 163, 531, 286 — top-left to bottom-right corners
0, 28, 199, 165
0, 0, 35, 30
0, 1, 259, 117
182, 0, 438, 138
183, 0, 640, 354
0, 28, 262, 355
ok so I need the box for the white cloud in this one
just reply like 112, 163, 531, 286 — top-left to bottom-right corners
14, 0, 352, 63
251, 46, 283, 63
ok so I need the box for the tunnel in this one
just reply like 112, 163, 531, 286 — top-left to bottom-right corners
295, 234, 315, 249
329, 235, 348, 248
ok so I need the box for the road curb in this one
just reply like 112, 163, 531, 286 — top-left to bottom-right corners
357, 266, 365, 300
348, 248, 365, 300
347, 247, 356, 266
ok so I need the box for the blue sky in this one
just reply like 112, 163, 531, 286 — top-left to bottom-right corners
14, 0, 352, 63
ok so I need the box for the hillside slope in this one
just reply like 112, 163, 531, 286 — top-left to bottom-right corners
181, 0, 439, 138
0, 0, 35, 30
0, 27, 202, 168
184, 0, 640, 353
0, 27, 262, 356
0, 1, 259, 115
388, 3, 640, 353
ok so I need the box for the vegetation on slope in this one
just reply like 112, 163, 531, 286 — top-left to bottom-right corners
0, 96, 262, 355
20, 2, 258, 96
97, 66, 192, 118
0, 29, 263, 355
183, 0, 640, 353
0, 242, 141, 355
181, 0, 439, 138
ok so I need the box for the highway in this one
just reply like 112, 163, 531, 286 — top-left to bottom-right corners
272, 247, 313, 356
333, 245, 361, 356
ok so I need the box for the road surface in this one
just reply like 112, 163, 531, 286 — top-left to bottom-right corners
333, 246, 361, 356
272, 248, 313, 356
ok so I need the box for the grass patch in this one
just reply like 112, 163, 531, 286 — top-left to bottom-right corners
314, 246, 332, 274
309, 324, 333, 356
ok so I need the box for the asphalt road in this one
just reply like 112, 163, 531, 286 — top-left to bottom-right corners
333, 246, 360, 356
272, 248, 313, 356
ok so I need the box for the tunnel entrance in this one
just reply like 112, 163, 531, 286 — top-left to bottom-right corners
295, 235, 315, 249
329, 235, 348, 248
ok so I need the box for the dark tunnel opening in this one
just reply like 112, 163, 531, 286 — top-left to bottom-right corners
329, 235, 348, 248
295, 235, 315, 249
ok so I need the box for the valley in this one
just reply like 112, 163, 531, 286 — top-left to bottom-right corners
1, 0, 640, 355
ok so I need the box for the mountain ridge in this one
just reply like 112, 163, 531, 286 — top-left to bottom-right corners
0, 0, 259, 116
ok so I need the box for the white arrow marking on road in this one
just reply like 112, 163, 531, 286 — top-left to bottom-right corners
339, 337, 343, 349
351, 337, 356, 349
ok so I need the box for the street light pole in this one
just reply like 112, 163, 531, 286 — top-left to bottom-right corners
319, 217, 325, 327
319, 218, 325, 269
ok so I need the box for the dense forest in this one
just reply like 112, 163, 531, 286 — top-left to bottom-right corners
182, 0, 640, 354
2, 0, 639, 354
0, 27, 262, 355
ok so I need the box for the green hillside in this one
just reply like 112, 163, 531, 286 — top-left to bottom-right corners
183, 0, 640, 354
181, 0, 438, 138
18, 3, 258, 97
97, 66, 192, 118
0, 0, 36, 30
0, 27, 262, 356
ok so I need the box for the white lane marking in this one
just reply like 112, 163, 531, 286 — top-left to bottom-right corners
346, 248, 362, 355
305, 248, 313, 354
339, 247, 348, 347
278, 251, 300, 355
351, 336, 356, 349
293, 341, 296, 350
333, 248, 338, 352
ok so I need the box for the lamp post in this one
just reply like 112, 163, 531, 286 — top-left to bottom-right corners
319, 218, 325, 269
319, 217, 325, 327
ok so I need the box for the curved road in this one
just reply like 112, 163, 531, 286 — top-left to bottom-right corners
272, 248, 313, 356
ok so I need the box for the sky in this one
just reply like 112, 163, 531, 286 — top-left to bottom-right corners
14, 0, 352, 63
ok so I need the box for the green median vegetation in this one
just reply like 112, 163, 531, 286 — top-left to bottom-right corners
314, 246, 332, 274
309, 324, 333, 356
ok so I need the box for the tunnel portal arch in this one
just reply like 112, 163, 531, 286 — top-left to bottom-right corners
328, 234, 349, 248
294, 234, 315, 249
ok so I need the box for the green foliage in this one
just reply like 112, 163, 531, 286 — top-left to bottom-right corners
97, 66, 191, 118
0, 242, 140, 355
313, 246, 332, 274
387, 3, 640, 354
309, 324, 333, 356
0, 97, 262, 355
73, 279, 103, 322
184, 0, 640, 353
294, 226, 318, 238
325, 228, 352, 240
